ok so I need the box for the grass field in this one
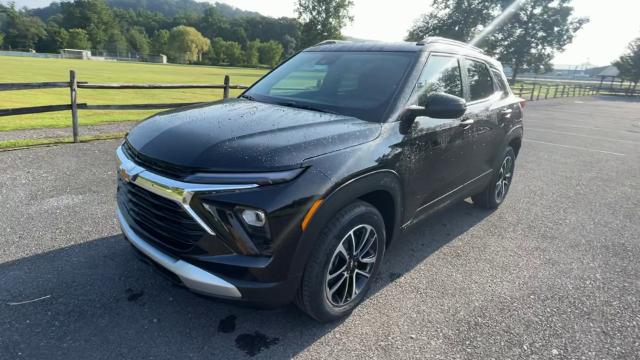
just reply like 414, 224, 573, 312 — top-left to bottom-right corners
0, 56, 267, 131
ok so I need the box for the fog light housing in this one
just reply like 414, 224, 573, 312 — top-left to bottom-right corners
241, 209, 266, 227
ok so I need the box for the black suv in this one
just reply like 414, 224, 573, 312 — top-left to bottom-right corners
116, 37, 524, 322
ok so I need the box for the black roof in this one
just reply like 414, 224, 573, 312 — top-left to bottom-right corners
304, 39, 502, 69
304, 41, 423, 53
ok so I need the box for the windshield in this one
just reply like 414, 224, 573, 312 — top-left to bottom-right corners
244, 51, 417, 122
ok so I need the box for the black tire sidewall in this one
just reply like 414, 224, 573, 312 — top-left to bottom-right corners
299, 201, 386, 322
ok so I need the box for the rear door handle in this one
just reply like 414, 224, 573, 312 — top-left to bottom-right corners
459, 119, 474, 127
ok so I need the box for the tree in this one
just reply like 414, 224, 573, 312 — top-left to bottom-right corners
66, 28, 91, 49
259, 40, 284, 67
207, 37, 227, 64
166, 25, 210, 63
614, 37, 640, 88
406, 0, 587, 83
296, 0, 353, 48
105, 29, 128, 54
223, 40, 243, 66
127, 26, 150, 55
245, 39, 261, 67
0, 4, 47, 50
38, 22, 69, 52
61, 0, 119, 51
486, 0, 588, 82
0, 32, 4, 48
406, 0, 497, 42
151, 29, 170, 55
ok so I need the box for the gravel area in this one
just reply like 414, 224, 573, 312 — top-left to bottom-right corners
0, 96, 639, 359
0, 121, 139, 142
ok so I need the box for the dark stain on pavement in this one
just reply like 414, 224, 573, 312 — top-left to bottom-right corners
125, 288, 144, 302
218, 315, 237, 333
235, 331, 279, 357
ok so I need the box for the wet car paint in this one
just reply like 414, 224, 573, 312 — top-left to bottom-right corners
119, 41, 524, 307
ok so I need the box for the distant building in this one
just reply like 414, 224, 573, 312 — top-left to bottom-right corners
60, 49, 91, 60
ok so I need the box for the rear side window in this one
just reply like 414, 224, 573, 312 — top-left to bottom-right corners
414, 55, 463, 100
465, 59, 494, 101
491, 69, 510, 97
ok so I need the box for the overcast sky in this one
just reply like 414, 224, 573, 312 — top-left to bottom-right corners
10, 0, 640, 66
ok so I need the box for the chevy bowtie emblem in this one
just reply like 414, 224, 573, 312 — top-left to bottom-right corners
118, 163, 143, 183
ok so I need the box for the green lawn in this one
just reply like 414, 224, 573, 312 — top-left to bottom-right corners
0, 56, 267, 131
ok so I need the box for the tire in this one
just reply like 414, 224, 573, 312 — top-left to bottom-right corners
296, 200, 386, 322
472, 146, 516, 209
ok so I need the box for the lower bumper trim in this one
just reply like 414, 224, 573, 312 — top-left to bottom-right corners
117, 207, 242, 299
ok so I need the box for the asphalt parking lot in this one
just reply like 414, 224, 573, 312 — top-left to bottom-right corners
1, 96, 639, 359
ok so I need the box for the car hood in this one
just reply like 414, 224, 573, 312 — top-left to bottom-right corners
126, 99, 381, 172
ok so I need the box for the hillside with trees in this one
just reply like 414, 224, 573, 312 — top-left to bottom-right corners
0, 0, 315, 67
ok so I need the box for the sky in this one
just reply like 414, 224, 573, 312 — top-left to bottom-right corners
10, 0, 640, 66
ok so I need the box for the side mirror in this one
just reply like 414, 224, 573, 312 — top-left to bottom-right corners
404, 93, 467, 122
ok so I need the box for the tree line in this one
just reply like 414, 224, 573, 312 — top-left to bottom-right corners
0, 0, 348, 67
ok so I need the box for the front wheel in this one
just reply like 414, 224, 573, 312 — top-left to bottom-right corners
472, 146, 516, 209
296, 200, 386, 322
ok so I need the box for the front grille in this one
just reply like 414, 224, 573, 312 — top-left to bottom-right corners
122, 141, 190, 180
117, 178, 206, 252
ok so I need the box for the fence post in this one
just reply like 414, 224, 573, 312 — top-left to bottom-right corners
554, 84, 559, 98
530, 83, 536, 101
69, 70, 79, 143
561, 85, 566, 97
223, 75, 230, 99
518, 84, 524, 98
537, 85, 542, 100
545, 87, 550, 99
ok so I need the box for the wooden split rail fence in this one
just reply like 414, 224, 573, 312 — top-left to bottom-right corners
0, 70, 249, 143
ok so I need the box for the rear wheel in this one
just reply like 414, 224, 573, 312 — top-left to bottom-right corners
296, 200, 385, 322
472, 146, 516, 209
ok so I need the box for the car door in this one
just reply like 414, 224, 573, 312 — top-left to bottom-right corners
400, 53, 476, 218
461, 58, 504, 177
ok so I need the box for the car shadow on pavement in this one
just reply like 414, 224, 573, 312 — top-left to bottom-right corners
0, 200, 490, 359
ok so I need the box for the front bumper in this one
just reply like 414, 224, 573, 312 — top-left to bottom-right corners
118, 207, 242, 298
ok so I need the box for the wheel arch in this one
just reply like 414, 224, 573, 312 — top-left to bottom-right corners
289, 169, 403, 277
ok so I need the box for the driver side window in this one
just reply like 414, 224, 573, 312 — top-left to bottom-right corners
414, 55, 463, 105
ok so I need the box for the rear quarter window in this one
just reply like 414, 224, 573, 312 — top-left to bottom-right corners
465, 59, 494, 101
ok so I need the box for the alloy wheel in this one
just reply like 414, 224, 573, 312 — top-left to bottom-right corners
495, 155, 513, 203
325, 224, 378, 306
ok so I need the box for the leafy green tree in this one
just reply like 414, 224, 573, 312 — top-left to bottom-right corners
208, 36, 227, 64
151, 29, 170, 54
614, 37, 640, 87
406, 0, 587, 83
66, 28, 92, 49
0, 4, 47, 49
38, 22, 69, 52
223, 40, 244, 66
166, 25, 210, 63
259, 40, 284, 67
406, 0, 497, 42
296, 0, 353, 47
0, 32, 4, 48
127, 26, 150, 55
61, 0, 119, 51
245, 39, 261, 67
105, 29, 128, 54
486, 0, 588, 82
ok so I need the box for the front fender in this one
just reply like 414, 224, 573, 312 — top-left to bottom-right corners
287, 169, 403, 278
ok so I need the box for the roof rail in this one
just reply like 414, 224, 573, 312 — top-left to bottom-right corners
313, 40, 350, 47
417, 37, 484, 53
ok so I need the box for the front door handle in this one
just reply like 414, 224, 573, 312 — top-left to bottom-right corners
459, 119, 474, 127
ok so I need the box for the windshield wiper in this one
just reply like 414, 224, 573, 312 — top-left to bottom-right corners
240, 94, 256, 101
278, 101, 339, 115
